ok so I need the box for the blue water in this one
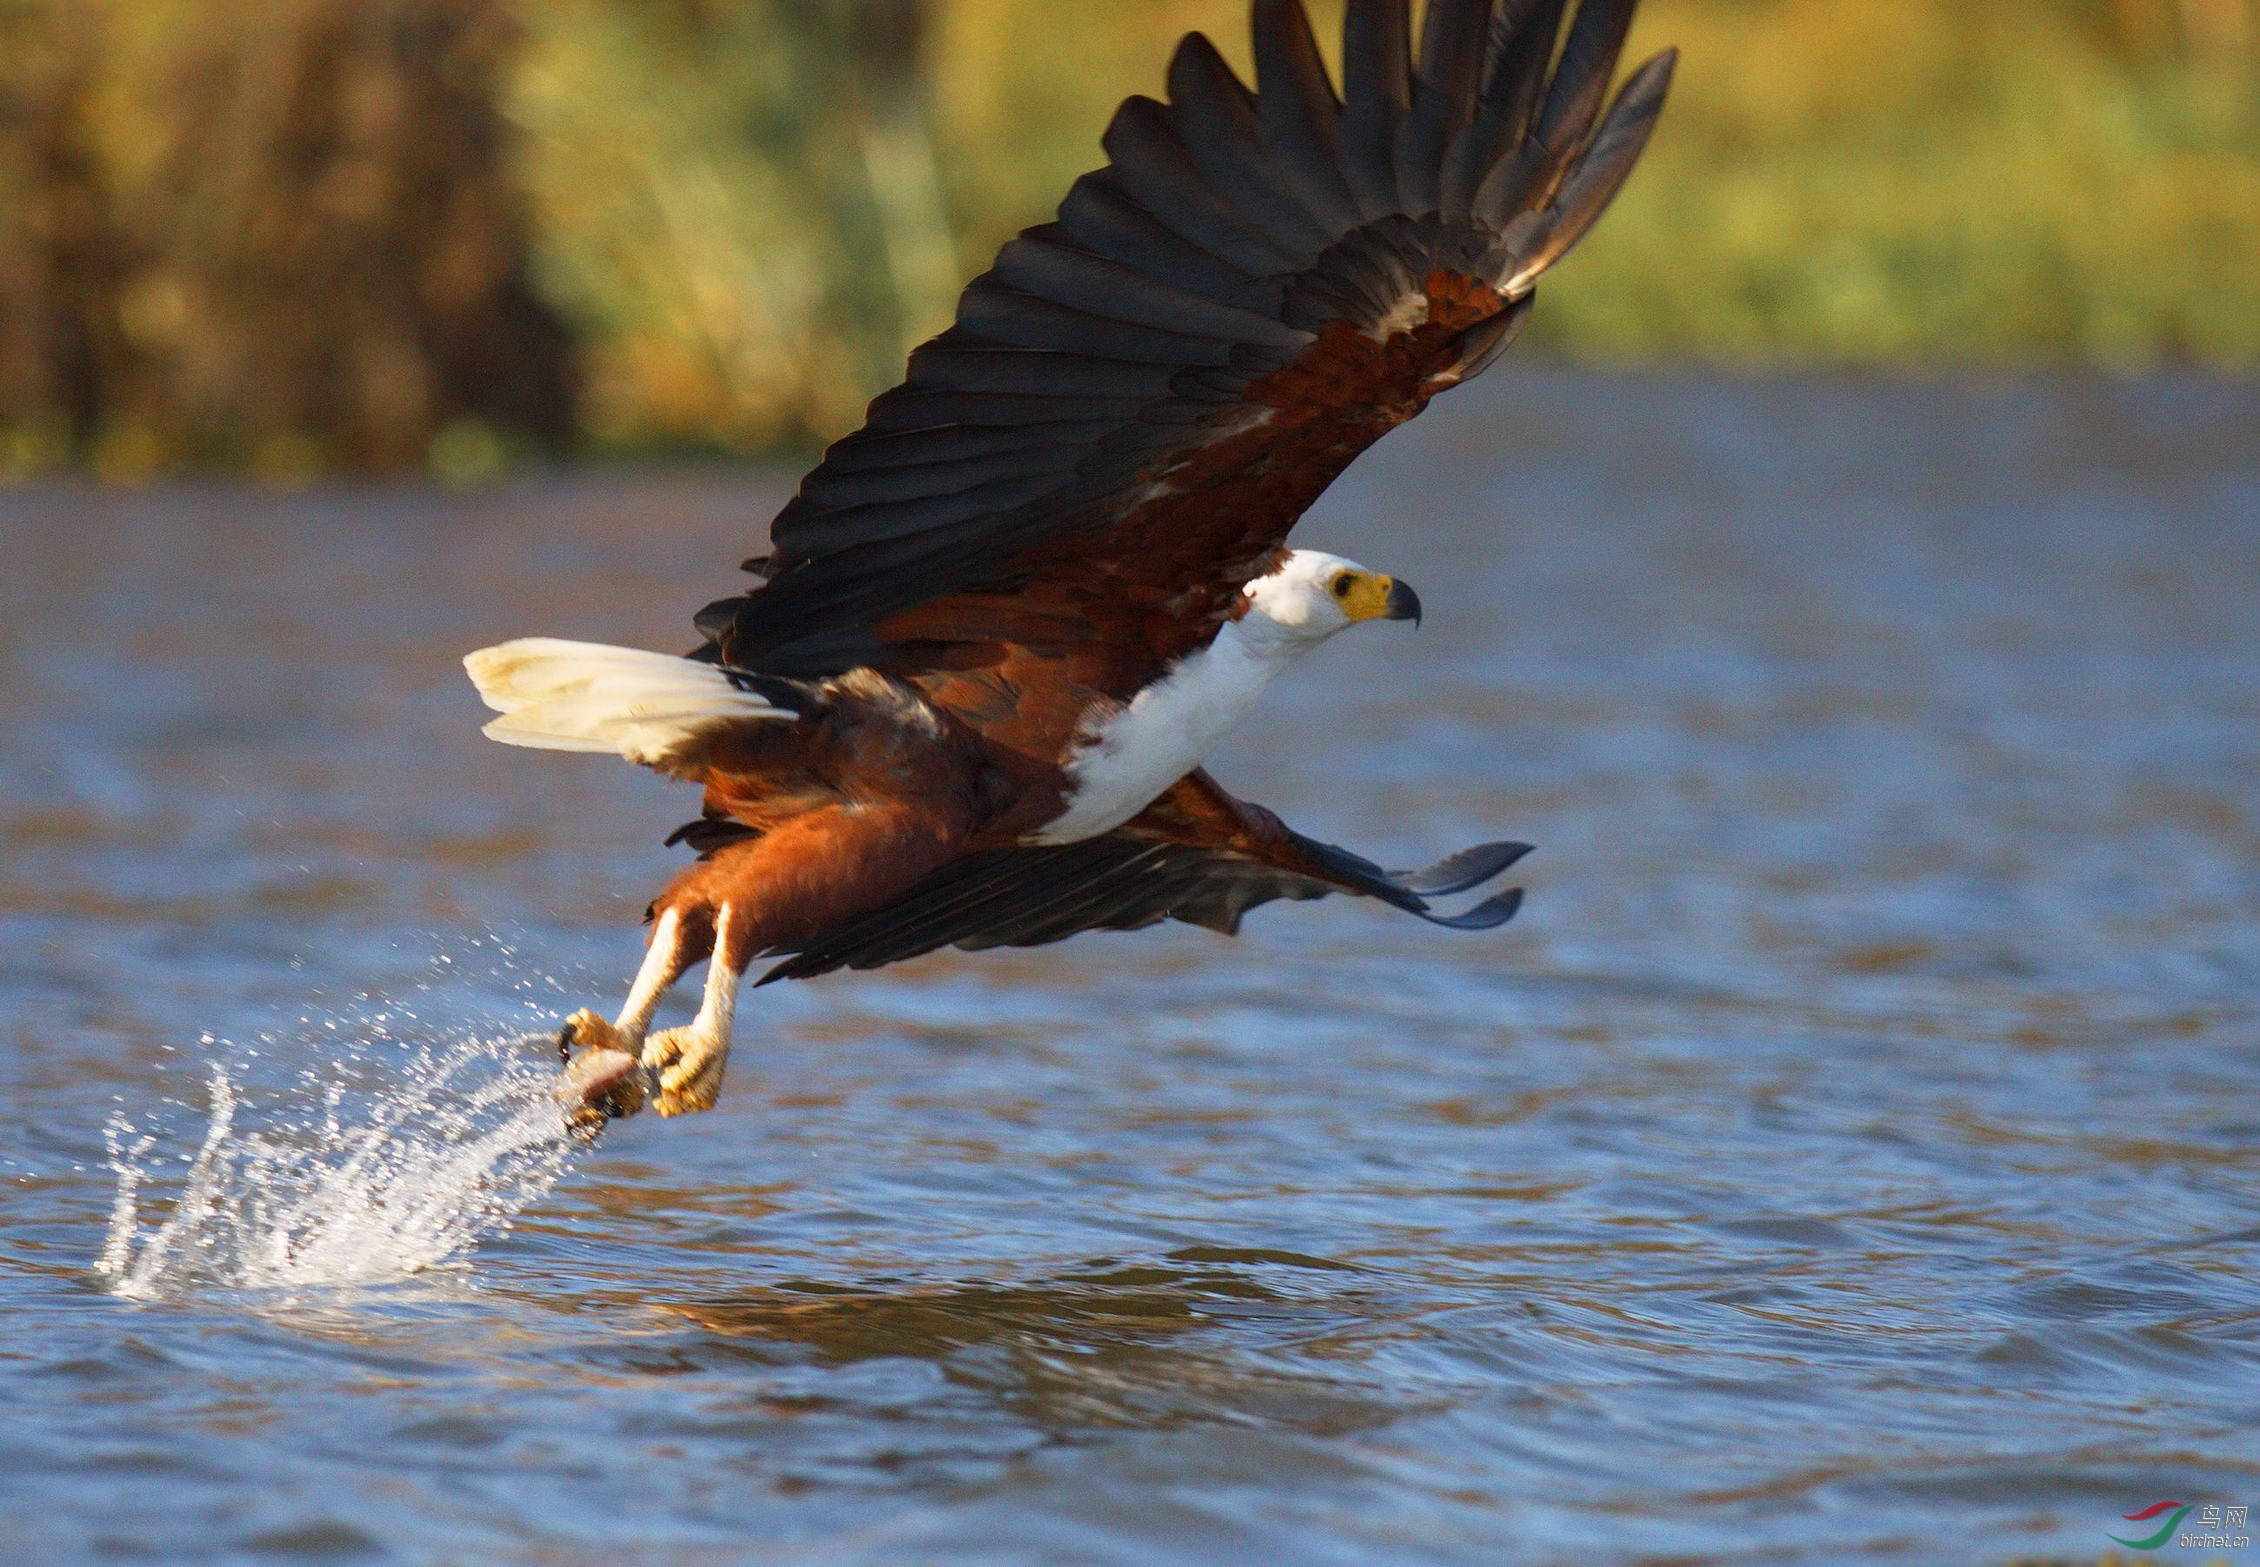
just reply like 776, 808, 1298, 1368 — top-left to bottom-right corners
2, 372, 2257, 1564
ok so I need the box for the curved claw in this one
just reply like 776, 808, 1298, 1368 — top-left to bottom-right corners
558, 1008, 629, 1060
642, 1026, 728, 1118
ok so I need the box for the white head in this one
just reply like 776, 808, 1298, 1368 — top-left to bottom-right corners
1241, 549, 1422, 648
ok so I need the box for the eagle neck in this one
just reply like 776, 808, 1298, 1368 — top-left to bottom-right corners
1028, 613, 1310, 845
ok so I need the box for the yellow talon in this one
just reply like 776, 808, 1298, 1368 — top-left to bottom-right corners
644, 1026, 727, 1117
559, 1008, 629, 1060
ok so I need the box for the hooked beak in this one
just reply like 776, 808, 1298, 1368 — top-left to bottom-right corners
1384, 577, 1423, 626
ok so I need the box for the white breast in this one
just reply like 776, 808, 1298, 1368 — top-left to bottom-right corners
1029, 617, 1296, 845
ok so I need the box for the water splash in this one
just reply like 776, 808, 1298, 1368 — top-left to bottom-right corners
96, 1034, 577, 1302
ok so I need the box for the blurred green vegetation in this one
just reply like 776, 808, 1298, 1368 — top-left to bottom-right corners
0, 0, 576, 480
1554, 0, 2260, 365
1, 0, 2256, 476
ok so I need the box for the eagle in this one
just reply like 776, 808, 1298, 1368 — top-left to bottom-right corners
466, 0, 1675, 1128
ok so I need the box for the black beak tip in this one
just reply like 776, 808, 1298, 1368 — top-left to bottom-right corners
1386, 579, 1423, 626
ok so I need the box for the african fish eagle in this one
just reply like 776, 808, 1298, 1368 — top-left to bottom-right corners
466, 0, 1675, 1127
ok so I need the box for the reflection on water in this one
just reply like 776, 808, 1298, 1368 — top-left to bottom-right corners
1, 373, 2257, 1563
670, 1262, 1406, 1441
677, 1267, 1242, 1365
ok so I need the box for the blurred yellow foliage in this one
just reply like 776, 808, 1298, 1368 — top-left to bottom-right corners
0, 0, 572, 475
510, 0, 2260, 456
1553, 0, 2260, 364
2, 0, 2256, 472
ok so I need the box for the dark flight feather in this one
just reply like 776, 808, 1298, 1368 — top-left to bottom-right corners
1251, 0, 1359, 234
1502, 50, 1676, 291
957, 281, 1241, 366
1340, 0, 1415, 219
699, 0, 1674, 681
1393, 840, 1534, 896
1166, 35, 1341, 258
1445, 0, 1569, 216
797, 444, 1077, 512
900, 339, 1184, 399
992, 238, 1312, 351
1398, 0, 1492, 215
759, 790, 1533, 985
1536, 0, 1641, 156
836, 420, 1131, 472
859, 390, 1151, 436
1052, 184, 1264, 305
1102, 97, 1303, 277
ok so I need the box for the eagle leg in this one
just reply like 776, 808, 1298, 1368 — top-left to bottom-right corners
557, 908, 693, 1134
594, 799, 970, 1122
642, 904, 743, 1119
560, 907, 690, 1061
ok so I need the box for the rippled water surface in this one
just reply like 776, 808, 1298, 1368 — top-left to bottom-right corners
3, 374, 2258, 1565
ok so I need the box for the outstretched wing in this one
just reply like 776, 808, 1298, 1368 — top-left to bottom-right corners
699, 0, 1674, 685
754, 771, 1530, 984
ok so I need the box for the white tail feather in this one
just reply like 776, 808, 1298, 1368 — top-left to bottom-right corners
464, 638, 791, 766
